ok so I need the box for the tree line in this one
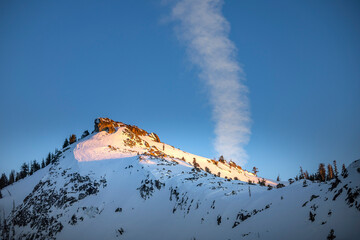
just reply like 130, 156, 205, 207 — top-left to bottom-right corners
0, 130, 90, 198
287, 160, 348, 185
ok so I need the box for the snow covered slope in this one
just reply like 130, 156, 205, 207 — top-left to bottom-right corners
0, 118, 359, 240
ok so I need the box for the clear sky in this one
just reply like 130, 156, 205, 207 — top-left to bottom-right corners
0, 0, 359, 180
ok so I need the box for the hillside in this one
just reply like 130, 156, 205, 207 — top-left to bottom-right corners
0, 118, 359, 240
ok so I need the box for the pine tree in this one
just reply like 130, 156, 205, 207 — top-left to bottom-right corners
81, 130, 90, 139
333, 160, 338, 177
45, 152, 52, 166
258, 178, 266, 186
69, 134, 77, 144
304, 170, 309, 179
30, 160, 39, 175
0, 173, 9, 189
299, 167, 304, 179
0, 190, 2, 199
341, 164, 348, 178
8, 170, 15, 185
252, 167, 259, 176
327, 164, 334, 180
41, 159, 45, 168
20, 163, 29, 179
63, 138, 69, 148
219, 155, 225, 163
318, 163, 326, 182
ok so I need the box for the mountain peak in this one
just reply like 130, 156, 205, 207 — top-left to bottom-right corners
1, 118, 359, 239
94, 117, 125, 133
94, 117, 161, 143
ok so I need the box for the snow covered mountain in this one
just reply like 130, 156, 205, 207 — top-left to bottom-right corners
1, 118, 359, 240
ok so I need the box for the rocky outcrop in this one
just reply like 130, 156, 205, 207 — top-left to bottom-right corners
149, 132, 161, 143
94, 118, 125, 133
94, 118, 161, 142
127, 125, 148, 136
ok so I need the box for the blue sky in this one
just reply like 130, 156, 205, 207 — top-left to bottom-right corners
0, 0, 359, 180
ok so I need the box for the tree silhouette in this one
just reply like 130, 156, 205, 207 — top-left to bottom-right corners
81, 130, 90, 139
69, 134, 77, 144
341, 164, 348, 178
20, 163, 29, 179
252, 167, 258, 176
318, 163, 326, 182
219, 155, 226, 164
63, 138, 69, 148
333, 160, 338, 177
0, 173, 9, 189
327, 164, 334, 180
8, 170, 15, 185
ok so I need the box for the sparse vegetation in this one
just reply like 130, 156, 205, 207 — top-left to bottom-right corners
252, 167, 258, 176
69, 134, 77, 144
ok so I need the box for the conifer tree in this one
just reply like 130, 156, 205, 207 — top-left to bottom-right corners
81, 130, 90, 139
304, 170, 309, 179
0, 173, 9, 189
20, 163, 29, 179
252, 167, 258, 176
15, 172, 20, 182
341, 164, 348, 178
318, 163, 326, 182
63, 138, 69, 148
41, 159, 45, 168
299, 167, 304, 179
8, 170, 15, 185
333, 160, 338, 177
69, 134, 77, 144
30, 160, 39, 175
327, 164, 334, 180
45, 153, 52, 166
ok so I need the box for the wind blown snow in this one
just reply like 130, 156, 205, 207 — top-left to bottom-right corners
171, 0, 251, 165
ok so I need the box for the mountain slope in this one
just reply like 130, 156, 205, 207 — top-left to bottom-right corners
0, 118, 359, 240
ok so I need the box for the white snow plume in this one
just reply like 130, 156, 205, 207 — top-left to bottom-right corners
171, 0, 251, 165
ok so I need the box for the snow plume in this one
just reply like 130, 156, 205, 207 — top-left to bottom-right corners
171, 0, 251, 165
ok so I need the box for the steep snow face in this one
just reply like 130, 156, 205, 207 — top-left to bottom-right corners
74, 118, 275, 185
1, 147, 359, 240
0, 119, 359, 240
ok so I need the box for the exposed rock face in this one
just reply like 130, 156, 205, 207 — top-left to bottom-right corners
94, 118, 125, 133
94, 118, 161, 142
149, 132, 161, 143
127, 125, 148, 136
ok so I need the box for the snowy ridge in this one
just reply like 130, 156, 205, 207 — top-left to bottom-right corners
73, 118, 273, 185
0, 118, 359, 240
